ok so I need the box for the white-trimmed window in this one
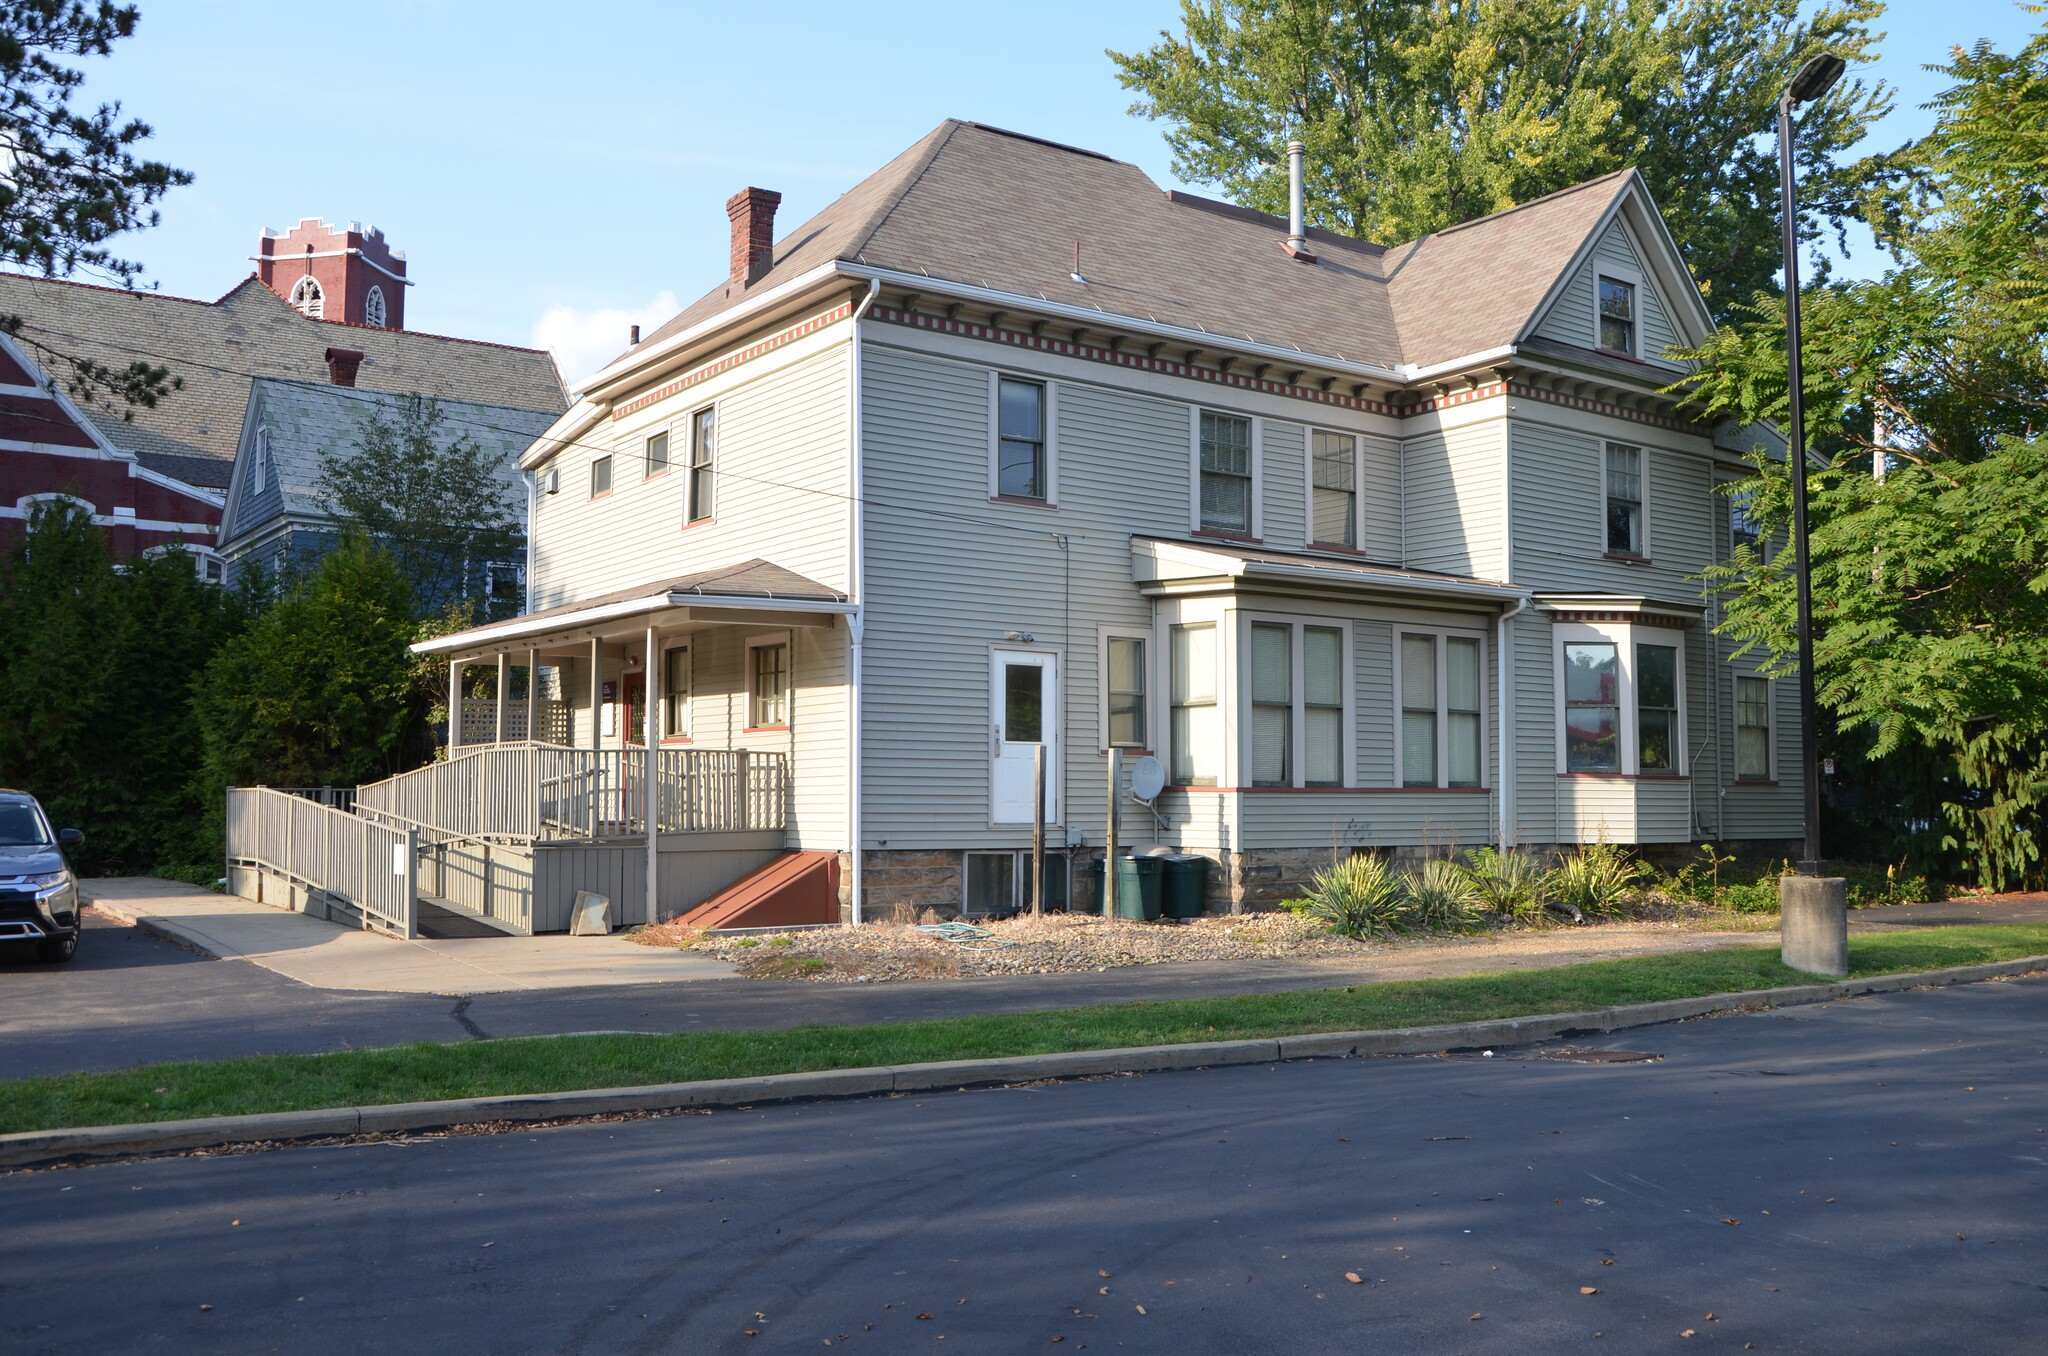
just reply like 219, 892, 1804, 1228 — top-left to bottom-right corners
1605, 442, 1644, 556
1736, 675, 1772, 780
1728, 486, 1761, 554
1169, 622, 1219, 786
1398, 631, 1483, 788
1555, 623, 1687, 776
364, 284, 387, 329
662, 642, 691, 740
1247, 618, 1349, 788
645, 429, 670, 479
289, 275, 324, 318
1597, 274, 1636, 355
251, 429, 269, 496
1100, 628, 1148, 750
993, 375, 1049, 502
747, 632, 790, 729
1196, 409, 1254, 536
687, 406, 715, 522
1310, 429, 1357, 547
590, 455, 612, 499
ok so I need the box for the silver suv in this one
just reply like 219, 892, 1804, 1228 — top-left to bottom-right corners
0, 791, 83, 963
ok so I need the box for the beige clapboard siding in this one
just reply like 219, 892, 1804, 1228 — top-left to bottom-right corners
1261, 420, 1307, 548
1400, 419, 1506, 578
1531, 219, 1686, 366
529, 336, 852, 608
860, 344, 1189, 848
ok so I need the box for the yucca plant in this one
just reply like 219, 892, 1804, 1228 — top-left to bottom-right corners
1546, 841, 1649, 918
1400, 858, 1482, 933
1287, 853, 1404, 938
1461, 847, 1548, 923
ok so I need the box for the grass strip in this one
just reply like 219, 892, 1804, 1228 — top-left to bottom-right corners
6, 924, 2047, 1136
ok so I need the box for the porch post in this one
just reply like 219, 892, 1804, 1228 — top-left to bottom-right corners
526, 646, 539, 742
448, 661, 462, 753
644, 623, 659, 926
494, 652, 508, 745
588, 636, 601, 750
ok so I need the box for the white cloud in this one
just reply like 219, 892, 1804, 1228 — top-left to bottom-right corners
531, 291, 680, 390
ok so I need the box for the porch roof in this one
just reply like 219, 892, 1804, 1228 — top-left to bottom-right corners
1132, 536, 1529, 608
412, 559, 853, 660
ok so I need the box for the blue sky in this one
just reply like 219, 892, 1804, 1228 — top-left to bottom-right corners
90, 1, 2044, 385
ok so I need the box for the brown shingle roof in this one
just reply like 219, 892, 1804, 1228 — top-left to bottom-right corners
630, 121, 1640, 378
0, 273, 568, 483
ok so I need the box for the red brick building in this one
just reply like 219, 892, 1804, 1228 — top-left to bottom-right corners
254, 218, 409, 331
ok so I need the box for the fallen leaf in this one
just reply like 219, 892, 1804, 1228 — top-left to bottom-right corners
230, 1220, 240, 1227
1581, 1287, 1599, 1295
1761, 1211, 1771, 1216
1098, 1287, 1110, 1296
916, 1314, 934, 1321
1957, 1234, 1967, 1241
1469, 1313, 1483, 1321
1344, 1273, 1363, 1285
1721, 1219, 1741, 1227
1099, 1270, 1111, 1278
199, 1305, 213, 1313
1706, 1313, 1718, 1321
1601, 1259, 1615, 1266
1135, 1305, 1147, 1315
1338, 1137, 1350, 1142
1682, 1329, 1696, 1338
1826, 1198, 1836, 1204
744, 1332, 758, 1338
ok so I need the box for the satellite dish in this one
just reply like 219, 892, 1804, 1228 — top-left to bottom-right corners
1129, 755, 1167, 802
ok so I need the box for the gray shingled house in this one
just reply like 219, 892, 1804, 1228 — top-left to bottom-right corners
238, 121, 1796, 939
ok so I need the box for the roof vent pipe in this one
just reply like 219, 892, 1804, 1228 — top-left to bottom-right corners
1283, 140, 1317, 263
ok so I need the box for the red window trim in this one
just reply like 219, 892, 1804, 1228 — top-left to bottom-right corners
1556, 772, 1692, 782
1191, 528, 1261, 544
742, 724, 790, 734
988, 494, 1055, 509
1168, 784, 1490, 795
681, 515, 717, 531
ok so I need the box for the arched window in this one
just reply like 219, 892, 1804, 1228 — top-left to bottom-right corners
364, 284, 387, 329
289, 275, 324, 318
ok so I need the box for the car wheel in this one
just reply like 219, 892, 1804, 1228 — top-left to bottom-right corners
35, 932, 77, 964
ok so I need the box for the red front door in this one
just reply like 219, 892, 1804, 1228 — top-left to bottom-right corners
623, 673, 646, 745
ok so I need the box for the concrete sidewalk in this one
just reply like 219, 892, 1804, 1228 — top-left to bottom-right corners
82, 878, 735, 995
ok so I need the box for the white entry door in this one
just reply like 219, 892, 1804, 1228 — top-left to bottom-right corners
991, 650, 1058, 824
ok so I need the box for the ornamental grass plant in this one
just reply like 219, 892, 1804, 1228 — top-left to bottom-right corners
1286, 853, 1405, 938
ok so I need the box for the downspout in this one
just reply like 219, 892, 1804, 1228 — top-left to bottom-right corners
522, 470, 536, 615
847, 277, 881, 926
1496, 595, 1531, 852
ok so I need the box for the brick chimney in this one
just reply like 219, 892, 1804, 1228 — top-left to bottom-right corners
726, 187, 782, 286
324, 347, 365, 386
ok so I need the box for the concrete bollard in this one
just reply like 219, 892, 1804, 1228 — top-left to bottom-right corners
1780, 874, 1849, 977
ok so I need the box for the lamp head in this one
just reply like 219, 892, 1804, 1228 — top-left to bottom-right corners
1787, 53, 1847, 105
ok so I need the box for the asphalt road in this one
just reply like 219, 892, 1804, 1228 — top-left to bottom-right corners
4, 975, 2045, 1354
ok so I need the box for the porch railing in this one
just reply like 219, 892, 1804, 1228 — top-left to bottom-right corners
225, 786, 416, 937
459, 699, 570, 747
356, 745, 788, 843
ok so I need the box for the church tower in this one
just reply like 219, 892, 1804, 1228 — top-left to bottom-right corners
254, 219, 409, 329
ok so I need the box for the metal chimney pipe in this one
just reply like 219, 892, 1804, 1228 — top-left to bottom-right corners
1286, 140, 1307, 253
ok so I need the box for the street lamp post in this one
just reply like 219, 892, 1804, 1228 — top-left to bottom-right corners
1775, 51, 1851, 978
1776, 51, 1845, 878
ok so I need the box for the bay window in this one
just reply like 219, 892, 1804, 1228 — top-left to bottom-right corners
1170, 623, 1219, 785
1247, 619, 1349, 788
1556, 625, 1688, 776
1637, 644, 1678, 772
1249, 623, 1292, 786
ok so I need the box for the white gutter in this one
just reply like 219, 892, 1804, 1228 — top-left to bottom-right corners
410, 591, 856, 655
847, 277, 880, 927
1495, 594, 1531, 852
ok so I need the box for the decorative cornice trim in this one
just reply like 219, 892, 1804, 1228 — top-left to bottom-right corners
609, 300, 855, 422
1507, 379, 1690, 432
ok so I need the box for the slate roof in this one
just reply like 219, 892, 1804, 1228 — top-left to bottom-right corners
225, 379, 556, 543
0, 273, 567, 486
629, 120, 1638, 378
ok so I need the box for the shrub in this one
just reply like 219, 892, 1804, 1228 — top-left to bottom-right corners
1401, 858, 1482, 932
1461, 848, 1547, 921
1287, 854, 1405, 938
1547, 842, 1649, 918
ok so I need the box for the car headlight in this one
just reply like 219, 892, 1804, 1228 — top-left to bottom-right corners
27, 870, 72, 898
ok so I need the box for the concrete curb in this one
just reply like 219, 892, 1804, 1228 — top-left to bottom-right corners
6, 955, 2044, 1169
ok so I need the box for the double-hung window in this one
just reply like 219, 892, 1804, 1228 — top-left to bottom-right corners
1303, 626, 1344, 786
1104, 634, 1147, 749
663, 644, 691, 740
590, 455, 612, 499
1401, 633, 1482, 787
1563, 642, 1620, 771
688, 407, 715, 523
1249, 624, 1292, 786
996, 377, 1047, 501
1247, 620, 1347, 788
1636, 644, 1678, 773
1736, 676, 1771, 779
1198, 411, 1252, 535
1169, 623, 1219, 785
748, 636, 788, 729
645, 430, 669, 479
1605, 443, 1643, 555
1598, 277, 1636, 354
1311, 430, 1357, 547
1728, 487, 1761, 554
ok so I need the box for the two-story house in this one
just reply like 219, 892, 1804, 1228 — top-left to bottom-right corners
414, 120, 1796, 928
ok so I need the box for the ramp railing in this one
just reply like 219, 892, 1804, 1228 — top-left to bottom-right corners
225, 786, 417, 938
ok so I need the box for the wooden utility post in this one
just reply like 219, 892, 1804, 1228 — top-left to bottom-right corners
1103, 748, 1121, 918
1031, 744, 1046, 915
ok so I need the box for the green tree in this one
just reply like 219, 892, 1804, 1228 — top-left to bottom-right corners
0, 500, 242, 872
193, 537, 426, 806
0, 2, 189, 413
315, 395, 522, 616
1680, 19, 2048, 888
1109, 0, 1892, 313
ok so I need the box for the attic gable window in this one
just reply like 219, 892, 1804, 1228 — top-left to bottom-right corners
1597, 277, 1636, 355
289, 276, 324, 319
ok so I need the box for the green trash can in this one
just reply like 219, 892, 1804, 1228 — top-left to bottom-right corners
1111, 855, 1164, 921
1157, 854, 1208, 919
